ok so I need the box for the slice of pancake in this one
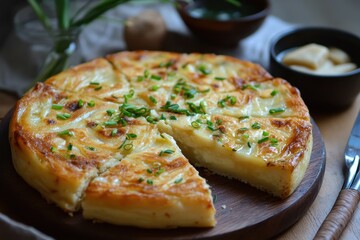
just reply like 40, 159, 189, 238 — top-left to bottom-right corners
158, 114, 312, 198
82, 133, 216, 228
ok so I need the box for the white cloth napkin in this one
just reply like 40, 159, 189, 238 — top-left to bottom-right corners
0, 3, 294, 239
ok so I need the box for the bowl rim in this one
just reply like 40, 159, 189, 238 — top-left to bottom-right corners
270, 26, 360, 78
175, 0, 270, 23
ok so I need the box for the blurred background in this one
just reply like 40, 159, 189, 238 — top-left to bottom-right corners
1, 0, 360, 48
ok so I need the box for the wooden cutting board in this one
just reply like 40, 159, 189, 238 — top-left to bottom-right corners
0, 110, 325, 240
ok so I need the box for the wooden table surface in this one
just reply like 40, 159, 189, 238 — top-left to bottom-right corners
0, 90, 359, 239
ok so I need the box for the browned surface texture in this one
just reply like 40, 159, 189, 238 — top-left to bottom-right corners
314, 189, 360, 240
0, 108, 325, 239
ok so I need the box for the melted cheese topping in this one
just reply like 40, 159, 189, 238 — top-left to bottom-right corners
9, 51, 312, 228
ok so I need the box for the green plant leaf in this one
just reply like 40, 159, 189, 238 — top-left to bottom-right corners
70, 0, 130, 27
55, 0, 70, 30
27, 0, 52, 32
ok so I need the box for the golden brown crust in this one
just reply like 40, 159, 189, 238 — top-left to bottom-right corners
9, 50, 312, 227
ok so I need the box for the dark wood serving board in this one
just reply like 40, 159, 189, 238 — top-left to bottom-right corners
0, 109, 325, 240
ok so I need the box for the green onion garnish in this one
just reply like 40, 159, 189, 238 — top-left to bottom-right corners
52, 104, 63, 110
269, 108, 285, 114
159, 149, 175, 156
50, 146, 57, 152
67, 143, 73, 151
258, 137, 269, 144
86, 146, 95, 151
111, 129, 118, 137
105, 121, 117, 127
89, 82, 100, 85
78, 99, 84, 107
56, 113, 71, 120
170, 116, 177, 120
126, 133, 137, 139
270, 138, 278, 146
155, 168, 164, 176
149, 96, 157, 104
150, 85, 159, 91
88, 100, 95, 107
191, 121, 201, 129
147, 168, 153, 174
215, 77, 226, 81
263, 131, 269, 136
271, 90, 278, 96
106, 109, 115, 116
94, 86, 102, 91
147, 179, 153, 185
150, 75, 162, 81
58, 129, 73, 136
174, 177, 183, 184
123, 143, 133, 151
198, 65, 212, 75
251, 122, 261, 129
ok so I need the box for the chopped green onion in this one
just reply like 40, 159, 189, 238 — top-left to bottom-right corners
138, 177, 144, 183
239, 116, 250, 120
119, 118, 127, 126
269, 108, 285, 114
147, 168, 153, 174
271, 90, 278, 96
229, 96, 236, 105
123, 143, 133, 151
242, 84, 258, 91
69, 154, 76, 159
251, 122, 261, 129
147, 179, 153, 185
52, 104, 63, 110
159, 149, 175, 156
191, 121, 201, 129
111, 129, 118, 137
242, 133, 249, 139
270, 138, 279, 146
137, 76, 145, 82
155, 168, 165, 176
150, 85, 159, 91
89, 81, 100, 85
215, 77, 226, 81
126, 133, 137, 139
146, 116, 157, 124
170, 116, 177, 120
198, 65, 212, 75
67, 143, 73, 151
247, 142, 251, 148
50, 146, 57, 152
58, 129, 73, 136
106, 109, 115, 116
149, 96, 157, 104
86, 146, 95, 151
144, 69, 150, 78
94, 86, 102, 91
105, 121, 117, 127
88, 100, 95, 107
150, 75, 162, 81
238, 127, 249, 132
160, 114, 166, 120
258, 137, 269, 144
263, 131, 269, 136
56, 113, 71, 120
78, 99, 84, 107
174, 177, 183, 184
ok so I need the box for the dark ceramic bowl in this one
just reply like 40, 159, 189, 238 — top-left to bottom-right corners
270, 27, 360, 111
176, 0, 270, 47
